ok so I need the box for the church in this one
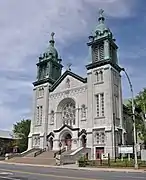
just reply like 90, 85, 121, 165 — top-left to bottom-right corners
28, 10, 127, 159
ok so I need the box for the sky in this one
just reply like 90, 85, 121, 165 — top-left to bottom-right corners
0, 0, 146, 130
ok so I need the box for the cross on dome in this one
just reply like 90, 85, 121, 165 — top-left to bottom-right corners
99, 9, 104, 18
51, 32, 55, 41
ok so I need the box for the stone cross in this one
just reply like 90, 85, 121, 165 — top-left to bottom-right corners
99, 9, 104, 17
67, 63, 72, 71
51, 32, 55, 40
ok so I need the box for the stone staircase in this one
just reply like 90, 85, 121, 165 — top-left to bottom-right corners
24, 149, 41, 157
6, 150, 57, 165
5, 148, 91, 165
62, 150, 74, 156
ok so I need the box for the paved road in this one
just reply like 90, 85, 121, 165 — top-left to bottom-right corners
0, 163, 146, 180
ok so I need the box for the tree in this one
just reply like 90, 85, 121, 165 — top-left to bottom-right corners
13, 119, 31, 152
126, 88, 146, 149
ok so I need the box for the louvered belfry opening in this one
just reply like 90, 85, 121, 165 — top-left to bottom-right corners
92, 42, 104, 62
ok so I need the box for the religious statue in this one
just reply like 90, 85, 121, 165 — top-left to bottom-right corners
66, 78, 70, 88
81, 104, 86, 119
66, 63, 72, 71
50, 110, 54, 123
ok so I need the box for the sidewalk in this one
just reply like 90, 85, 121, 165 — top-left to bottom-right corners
0, 161, 146, 173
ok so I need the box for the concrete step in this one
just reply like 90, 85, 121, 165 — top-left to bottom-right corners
24, 149, 40, 157
37, 151, 56, 158
62, 150, 74, 155
7, 156, 56, 165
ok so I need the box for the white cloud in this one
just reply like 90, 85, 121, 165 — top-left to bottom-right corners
0, 0, 136, 129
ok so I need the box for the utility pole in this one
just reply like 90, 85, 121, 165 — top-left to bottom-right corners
121, 68, 138, 169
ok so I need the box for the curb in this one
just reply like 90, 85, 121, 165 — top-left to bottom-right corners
0, 161, 146, 173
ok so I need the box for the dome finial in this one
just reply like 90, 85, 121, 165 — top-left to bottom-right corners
51, 32, 55, 41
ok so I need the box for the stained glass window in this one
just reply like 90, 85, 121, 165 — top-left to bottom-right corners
62, 102, 76, 126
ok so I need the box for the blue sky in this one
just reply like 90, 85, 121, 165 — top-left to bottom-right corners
0, 0, 145, 130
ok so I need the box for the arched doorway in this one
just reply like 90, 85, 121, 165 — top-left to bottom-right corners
49, 137, 53, 150
63, 133, 72, 150
81, 135, 87, 148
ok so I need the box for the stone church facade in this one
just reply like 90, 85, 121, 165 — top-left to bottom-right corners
28, 11, 126, 159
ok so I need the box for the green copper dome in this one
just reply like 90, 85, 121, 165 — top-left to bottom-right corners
94, 9, 112, 39
46, 32, 58, 60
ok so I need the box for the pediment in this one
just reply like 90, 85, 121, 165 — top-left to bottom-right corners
49, 70, 87, 93
53, 124, 79, 133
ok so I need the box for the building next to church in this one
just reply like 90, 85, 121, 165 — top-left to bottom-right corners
28, 10, 131, 159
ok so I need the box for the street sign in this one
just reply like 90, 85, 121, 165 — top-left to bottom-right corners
118, 146, 133, 154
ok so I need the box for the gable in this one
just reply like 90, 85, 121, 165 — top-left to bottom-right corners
54, 124, 79, 133
49, 70, 87, 93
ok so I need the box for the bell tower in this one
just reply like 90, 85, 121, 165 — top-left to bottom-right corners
34, 32, 63, 86
87, 9, 118, 67
86, 10, 124, 159
28, 33, 63, 150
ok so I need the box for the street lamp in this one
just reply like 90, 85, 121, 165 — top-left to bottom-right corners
121, 67, 138, 169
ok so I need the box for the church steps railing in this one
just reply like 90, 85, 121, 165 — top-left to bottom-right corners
34, 148, 46, 157
54, 147, 66, 158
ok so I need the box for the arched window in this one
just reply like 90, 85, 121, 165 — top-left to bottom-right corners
62, 102, 76, 126
95, 72, 99, 82
99, 71, 103, 81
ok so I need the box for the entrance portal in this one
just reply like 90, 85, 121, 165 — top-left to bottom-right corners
96, 147, 104, 159
81, 135, 87, 148
49, 137, 53, 150
64, 133, 72, 150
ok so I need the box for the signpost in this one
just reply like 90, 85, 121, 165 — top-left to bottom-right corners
118, 146, 133, 154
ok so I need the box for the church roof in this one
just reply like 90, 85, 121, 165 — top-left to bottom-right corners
49, 70, 87, 92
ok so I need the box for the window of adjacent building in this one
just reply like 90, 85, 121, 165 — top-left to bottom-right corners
96, 93, 105, 117
36, 106, 43, 125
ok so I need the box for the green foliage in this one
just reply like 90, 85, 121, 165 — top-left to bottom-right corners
78, 155, 87, 167
13, 119, 31, 152
126, 88, 146, 148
